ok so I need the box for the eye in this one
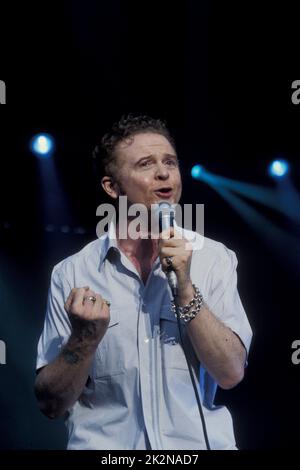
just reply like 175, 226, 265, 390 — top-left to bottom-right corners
140, 160, 152, 167
165, 159, 178, 167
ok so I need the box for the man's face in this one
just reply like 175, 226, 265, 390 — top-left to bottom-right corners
112, 132, 182, 209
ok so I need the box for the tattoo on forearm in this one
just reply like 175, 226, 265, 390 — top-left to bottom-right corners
71, 318, 98, 341
62, 348, 80, 365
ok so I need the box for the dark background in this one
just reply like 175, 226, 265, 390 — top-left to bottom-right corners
0, 0, 299, 449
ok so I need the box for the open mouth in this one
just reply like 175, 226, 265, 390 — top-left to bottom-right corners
154, 187, 173, 198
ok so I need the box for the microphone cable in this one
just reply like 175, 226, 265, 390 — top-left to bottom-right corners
157, 202, 211, 450
171, 286, 211, 451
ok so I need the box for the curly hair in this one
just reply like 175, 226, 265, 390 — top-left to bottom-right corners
92, 114, 176, 181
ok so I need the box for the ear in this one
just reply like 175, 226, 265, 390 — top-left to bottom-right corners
101, 176, 120, 199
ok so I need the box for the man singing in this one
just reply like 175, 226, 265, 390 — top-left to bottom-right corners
35, 114, 252, 449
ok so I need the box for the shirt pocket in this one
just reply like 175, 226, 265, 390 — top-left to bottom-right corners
91, 307, 124, 379
160, 304, 189, 371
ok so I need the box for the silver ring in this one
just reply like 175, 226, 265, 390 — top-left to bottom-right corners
166, 256, 173, 268
84, 295, 97, 303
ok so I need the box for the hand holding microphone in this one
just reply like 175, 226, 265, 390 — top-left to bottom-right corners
156, 202, 193, 296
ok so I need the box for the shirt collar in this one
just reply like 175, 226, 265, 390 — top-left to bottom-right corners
97, 217, 203, 270
98, 219, 119, 269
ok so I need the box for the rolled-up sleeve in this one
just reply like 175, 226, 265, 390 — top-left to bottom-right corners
207, 247, 252, 358
36, 266, 72, 370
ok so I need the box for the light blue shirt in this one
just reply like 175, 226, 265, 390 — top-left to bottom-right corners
36, 223, 252, 450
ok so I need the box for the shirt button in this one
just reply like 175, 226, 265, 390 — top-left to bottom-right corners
144, 337, 150, 343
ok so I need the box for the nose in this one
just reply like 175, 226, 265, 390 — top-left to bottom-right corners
155, 162, 169, 180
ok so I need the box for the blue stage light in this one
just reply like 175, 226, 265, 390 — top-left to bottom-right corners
191, 164, 204, 179
30, 133, 54, 158
268, 159, 290, 178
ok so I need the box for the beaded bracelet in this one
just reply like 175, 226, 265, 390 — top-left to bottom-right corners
171, 285, 204, 324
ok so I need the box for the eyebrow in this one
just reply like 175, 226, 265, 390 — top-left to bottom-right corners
135, 153, 178, 165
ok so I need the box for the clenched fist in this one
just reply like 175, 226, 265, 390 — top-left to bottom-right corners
64, 286, 110, 345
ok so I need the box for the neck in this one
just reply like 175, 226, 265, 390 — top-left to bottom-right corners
116, 219, 159, 260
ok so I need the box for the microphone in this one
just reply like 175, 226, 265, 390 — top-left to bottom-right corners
156, 202, 178, 296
